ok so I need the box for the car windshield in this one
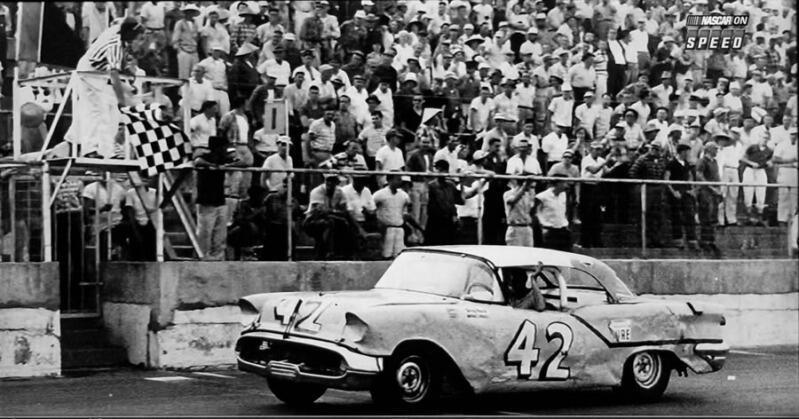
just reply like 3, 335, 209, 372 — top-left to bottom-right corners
374, 251, 498, 299
511, 265, 609, 293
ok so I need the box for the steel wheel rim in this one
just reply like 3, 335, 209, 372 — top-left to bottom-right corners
632, 352, 661, 389
395, 356, 429, 403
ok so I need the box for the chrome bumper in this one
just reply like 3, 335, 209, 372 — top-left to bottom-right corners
235, 331, 382, 390
695, 342, 729, 372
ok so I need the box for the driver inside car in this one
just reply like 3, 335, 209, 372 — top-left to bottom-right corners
505, 268, 546, 312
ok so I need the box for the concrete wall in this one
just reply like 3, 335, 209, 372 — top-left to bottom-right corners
0, 263, 61, 378
101, 259, 798, 369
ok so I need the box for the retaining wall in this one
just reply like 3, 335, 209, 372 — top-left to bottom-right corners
0, 263, 61, 378
100, 259, 798, 369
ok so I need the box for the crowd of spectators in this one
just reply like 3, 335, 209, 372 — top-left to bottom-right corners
46, 0, 799, 260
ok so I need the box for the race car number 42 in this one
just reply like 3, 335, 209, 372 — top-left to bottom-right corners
504, 320, 574, 380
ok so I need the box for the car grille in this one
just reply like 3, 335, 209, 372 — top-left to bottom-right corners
236, 335, 346, 377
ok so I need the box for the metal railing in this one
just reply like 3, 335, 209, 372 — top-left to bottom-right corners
1, 160, 796, 264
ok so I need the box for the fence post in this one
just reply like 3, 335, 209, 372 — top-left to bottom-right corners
641, 182, 647, 257
156, 173, 165, 262
41, 162, 52, 262
8, 178, 16, 262
286, 173, 293, 261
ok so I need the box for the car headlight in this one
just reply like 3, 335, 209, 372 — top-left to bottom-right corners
238, 298, 261, 327
343, 312, 369, 343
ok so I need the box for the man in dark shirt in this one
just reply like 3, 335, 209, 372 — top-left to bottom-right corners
405, 135, 436, 230
195, 135, 235, 260
629, 143, 667, 248
740, 135, 774, 226
425, 159, 465, 245
664, 144, 698, 250
481, 138, 509, 245
695, 140, 723, 252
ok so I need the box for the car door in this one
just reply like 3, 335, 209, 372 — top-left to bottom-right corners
475, 266, 599, 392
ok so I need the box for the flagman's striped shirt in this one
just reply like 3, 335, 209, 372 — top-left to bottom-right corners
79, 24, 124, 72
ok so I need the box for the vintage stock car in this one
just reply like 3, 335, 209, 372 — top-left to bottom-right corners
235, 246, 728, 407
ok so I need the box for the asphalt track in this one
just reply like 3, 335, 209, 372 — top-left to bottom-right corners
1, 346, 797, 417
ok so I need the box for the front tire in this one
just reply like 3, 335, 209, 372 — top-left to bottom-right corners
620, 351, 670, 401
370, 351, 442, 408
266, 377, 327, 405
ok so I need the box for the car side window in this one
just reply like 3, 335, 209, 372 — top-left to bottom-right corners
462, 263, 505, 303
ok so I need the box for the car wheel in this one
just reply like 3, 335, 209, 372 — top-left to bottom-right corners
266, 377, 327, 405
370, 351, 442, 408
620, 351, 671, 401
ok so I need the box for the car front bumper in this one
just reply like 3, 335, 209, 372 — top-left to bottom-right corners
235, 330, 382, 391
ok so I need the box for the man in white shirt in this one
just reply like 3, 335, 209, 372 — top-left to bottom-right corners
261, 136, 293, 191
748, 69, 773, 108
506, 138, 542, 176
185, 65, 215, 115
567, 53, 597, 103
534, 175, 571, 251
715, 132, 742, 226
199, 45, 231, 115
469, 84, 496, 132
574, 91, 599, 135
373, 173, 413, 259
434, 138, 462, 174
548, 84, 575, 136
628, 17, 651, 71
375, 130, 405, 187
256, 45, 291, 87
541, 124, 570, 171
511, 119, 540, 156
124, 178, 157, 261
342, 176, 376, 225
189, 101, 218, 149
773, 127, 798, 224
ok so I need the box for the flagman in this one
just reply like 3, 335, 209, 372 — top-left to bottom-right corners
65, 17, 145, 158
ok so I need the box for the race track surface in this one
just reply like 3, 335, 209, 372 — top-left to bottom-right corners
1, 346, 797, 416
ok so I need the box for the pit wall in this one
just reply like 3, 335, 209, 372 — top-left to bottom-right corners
100, 260, 798, 369
0, 263, 61, 378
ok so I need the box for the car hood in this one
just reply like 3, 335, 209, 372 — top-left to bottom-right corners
240, 288, 458, 344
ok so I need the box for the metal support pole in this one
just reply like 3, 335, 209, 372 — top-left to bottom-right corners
286, 173, 293, 261
641, 183, 647, 257
8, 179, 16, 262
477, 193, 484, 245
12, 66, 21, 159
41, 162, 52, 262
156, 173, 165, 262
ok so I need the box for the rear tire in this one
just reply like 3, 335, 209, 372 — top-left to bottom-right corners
370, 350, 442, 408
266, 377, 327, 405
620, 351, 670, 401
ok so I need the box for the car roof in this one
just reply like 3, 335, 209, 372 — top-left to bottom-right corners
408, 245, 598, 268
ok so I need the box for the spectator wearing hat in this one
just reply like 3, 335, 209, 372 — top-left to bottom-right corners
304, 104, 337, 171
304, 172, 364, 260
255, 7, 285, 46
375, 130, 406, 187
198, 44, 231, 115
194, 135, 236, 261
534, 174, 572, 252
773, 126, 798, 224
373, 173, 414, 258
469, 84, 496, 132
494, 78, 520, 129
339, 11, 368, 57
261, 135, 293, 192
541, 124, 570, 173
478, 113, 514, 158
548, 149, 581, 219
664, 143, 699, 250
185, 65, 215, 115
568, 52, 597, 104
261, 176, 302, 261
229, 5, 258, 54
548, 84, 575, 137
630, 142, 668, 247
370, 80, 395, 129
218, 95, 255, 215
315, 1, 340, 63
620, 108, 646, 150
504, 173, 536, 247
580, 141, 611, 247
199, 7, 230, 57
292, 49, 322, 84
511, 119, 541, 157
229, 42, 261, 100
740, 131, 774, 225
356, 110, 387, 169
426, 159, 466, 245
748, 70, 774, 109
695, 141, 722, 252
298, 3, 324, 61
256, 29, 284, 65
574, 91, 599, 135
650, 71, 675, 110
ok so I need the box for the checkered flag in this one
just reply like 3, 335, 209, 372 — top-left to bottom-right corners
120, 103, 192, 176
